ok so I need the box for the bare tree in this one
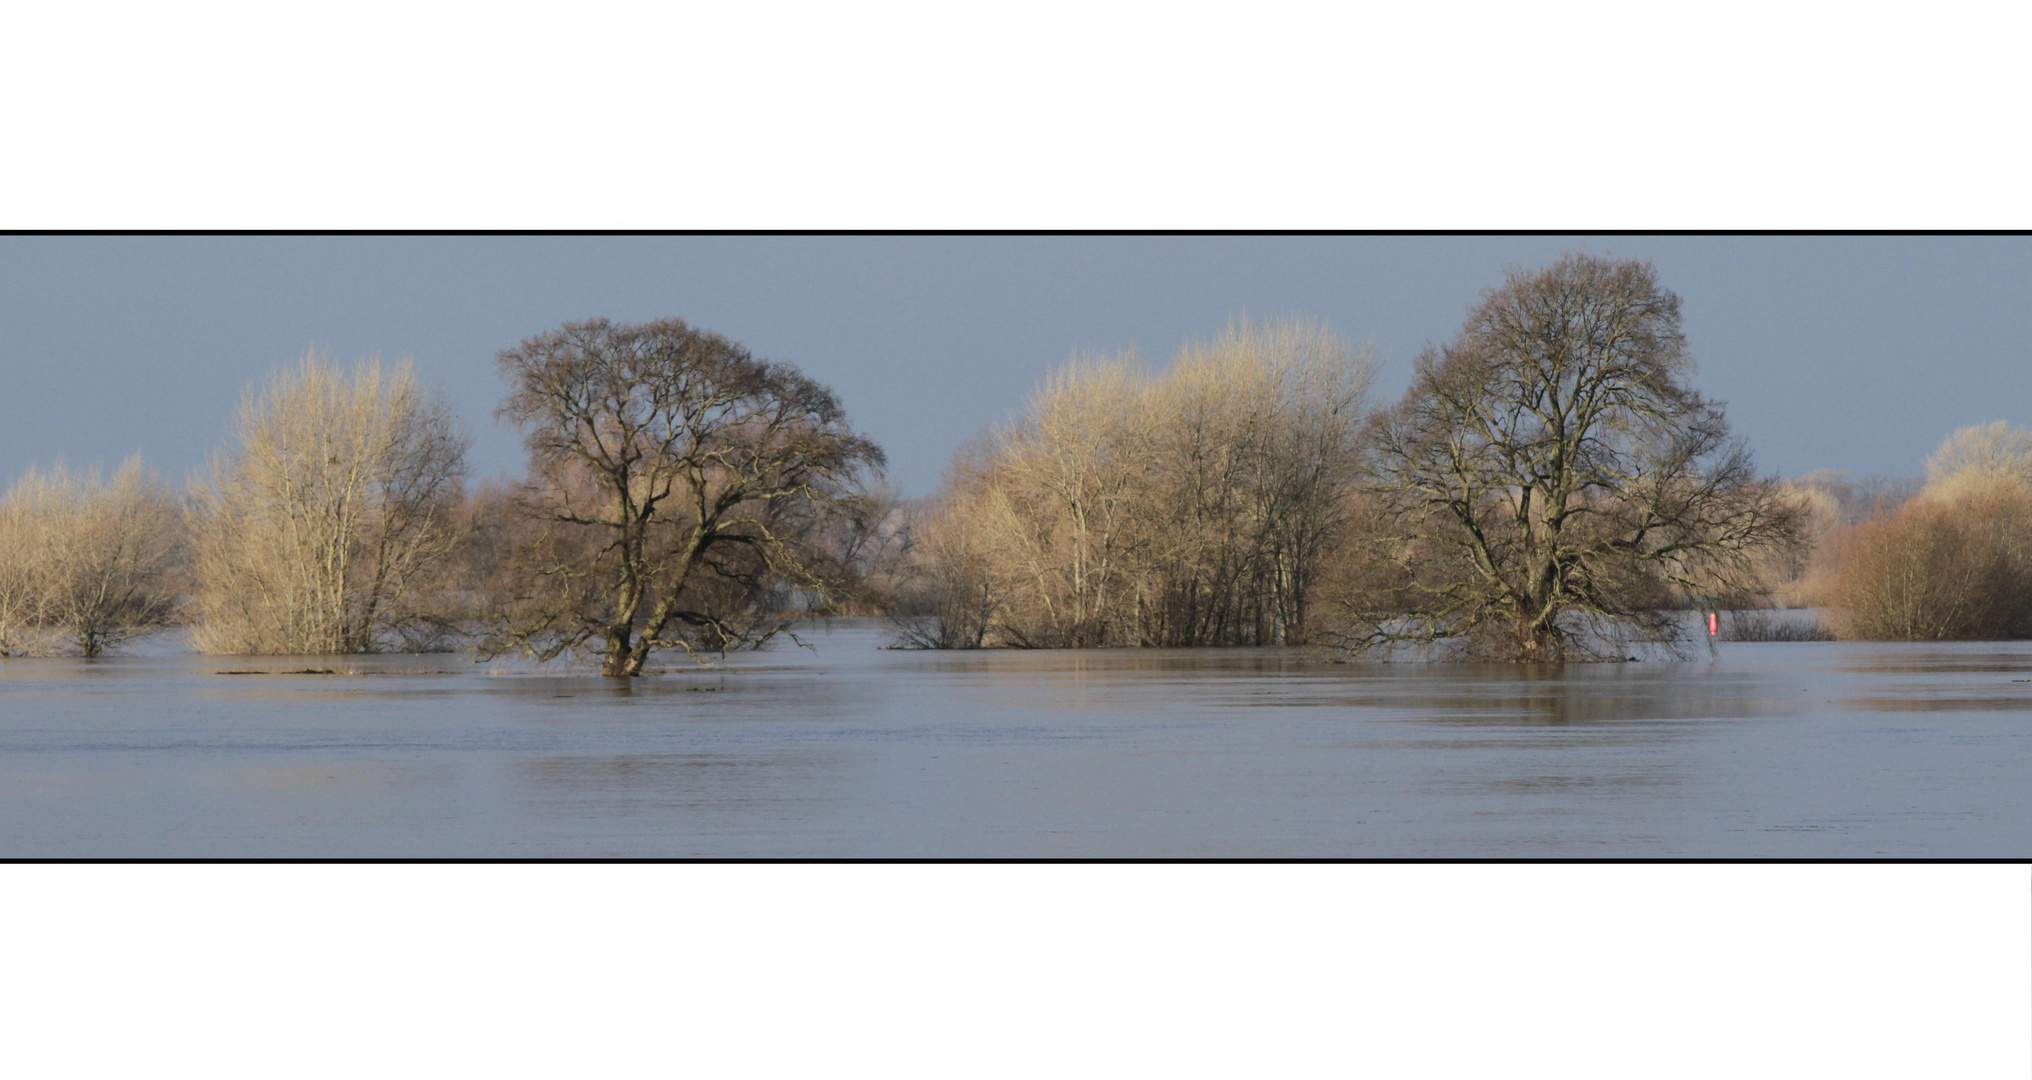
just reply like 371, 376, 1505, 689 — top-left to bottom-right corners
797, 481, 914, 616
1926, 420, 2032, 497
0, 458, 182, 656
482, 317, 884, 676
1340, 254, 1804, 661
1140, 319, 1373, 645
1760, 477, 1845, 606
189, 353, 470, 654
903, 319, 1374, 649
890, 493, 998, 649
0, 488, 46, 656
971, 356, 1156, 647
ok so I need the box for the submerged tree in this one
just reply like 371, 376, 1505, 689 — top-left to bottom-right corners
904, 318, 1375, 648
188, 353, 471, 654
483, 317, 884, 676
1340, 254, 1803, 660
0, 458, 182, 656
1139, 319, 1373, 645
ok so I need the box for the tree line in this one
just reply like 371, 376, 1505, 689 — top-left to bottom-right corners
903, 255, 1805, 659
1, 255, 2022, 670
0, 318, 886, 673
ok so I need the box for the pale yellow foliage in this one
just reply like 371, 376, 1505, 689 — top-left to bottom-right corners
916, 318, 1375, 647
188, 353, 467, 654
0, 457, 182, 656
1924, 421, 2032, 500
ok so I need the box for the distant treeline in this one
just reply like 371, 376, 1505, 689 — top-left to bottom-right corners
1, 256, 2024, 669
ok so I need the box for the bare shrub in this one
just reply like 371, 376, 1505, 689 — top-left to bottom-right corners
1814, 423, 2032, 640
1720, 610, 1834, 642
0, 458, 182, 656
1823, 474, 2032, 640
188, 353, 470, 654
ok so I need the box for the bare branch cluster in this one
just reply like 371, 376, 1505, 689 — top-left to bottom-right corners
187, 352, 471, 654
0, 458, 182, 656
904, 318, 1375, 648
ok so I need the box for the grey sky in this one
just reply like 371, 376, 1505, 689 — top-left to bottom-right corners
1, 235, 2025, 496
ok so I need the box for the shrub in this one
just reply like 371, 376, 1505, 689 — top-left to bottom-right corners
1822, 476, 2032, 640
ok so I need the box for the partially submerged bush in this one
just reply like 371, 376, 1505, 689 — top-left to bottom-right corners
1822, 474, 2032, 640
0, 457, 182, 656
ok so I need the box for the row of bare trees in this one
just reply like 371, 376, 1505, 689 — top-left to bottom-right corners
901, 256, 1810, 660
0, 354, 473, 658
0, 321, 887, 672
900, 255, 2032, 654
9, 263, 2019, 664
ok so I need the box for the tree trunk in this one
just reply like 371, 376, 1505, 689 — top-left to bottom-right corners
602, 628, 639, 676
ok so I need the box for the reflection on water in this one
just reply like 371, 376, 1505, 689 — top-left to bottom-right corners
2, 622, 2031, 856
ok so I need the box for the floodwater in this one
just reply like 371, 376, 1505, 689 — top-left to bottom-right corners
3, 620, 2031, 857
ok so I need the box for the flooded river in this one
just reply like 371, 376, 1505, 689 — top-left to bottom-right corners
3, 621, 2030, 856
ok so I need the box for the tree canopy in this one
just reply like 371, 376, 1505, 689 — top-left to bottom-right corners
484, 317, 884, 675
1340, 254, 1804, 660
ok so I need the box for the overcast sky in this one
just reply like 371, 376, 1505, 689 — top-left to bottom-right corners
1, 235, 2025, 496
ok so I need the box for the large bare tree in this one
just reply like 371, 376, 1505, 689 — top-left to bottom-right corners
1342, 254, 1803, 660
485, 317, 884, 676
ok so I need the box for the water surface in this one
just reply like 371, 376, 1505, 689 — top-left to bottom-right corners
4, 623, 2030, 856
